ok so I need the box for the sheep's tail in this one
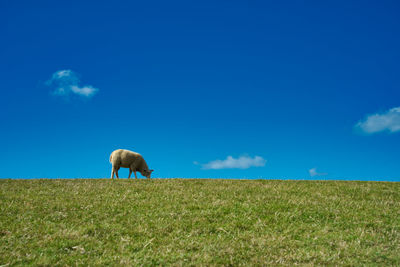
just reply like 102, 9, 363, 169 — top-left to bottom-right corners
109, 153, 113, 163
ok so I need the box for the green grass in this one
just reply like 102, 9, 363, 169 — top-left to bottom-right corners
0, 179, 399, 266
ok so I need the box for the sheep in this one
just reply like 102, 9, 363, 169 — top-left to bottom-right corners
109, 149, 154, 179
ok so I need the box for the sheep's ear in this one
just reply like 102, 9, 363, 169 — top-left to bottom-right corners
150, 169, 154, 172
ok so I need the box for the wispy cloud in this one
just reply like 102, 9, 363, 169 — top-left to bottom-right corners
309, 168, 327, 177
355, 107, 400, 134
46, 70, 99, 98
200, 155, 267, 170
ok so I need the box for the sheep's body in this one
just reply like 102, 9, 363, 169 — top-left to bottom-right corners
109, 149, 153, 179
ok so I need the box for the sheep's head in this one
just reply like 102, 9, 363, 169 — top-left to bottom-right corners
142, 169, 154, 178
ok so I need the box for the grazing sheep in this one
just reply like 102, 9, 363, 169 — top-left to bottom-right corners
109, 149, 154, 179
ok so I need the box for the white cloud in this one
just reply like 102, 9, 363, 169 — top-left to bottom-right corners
356, 107, 400, 134
55, 70, 75, 79
70, 85, 98, 97
201, 155, 266, 170
46, 70, 99, 98
309, 168, 327, 177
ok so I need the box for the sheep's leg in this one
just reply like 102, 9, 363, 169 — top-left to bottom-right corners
128, 169, 132, 179
134, 171, 137, 179
111, 168, 115, 179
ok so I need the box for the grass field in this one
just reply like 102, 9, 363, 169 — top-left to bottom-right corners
0, 179, 399, 266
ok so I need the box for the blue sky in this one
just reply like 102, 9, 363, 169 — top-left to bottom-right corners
1, 0, 399, 180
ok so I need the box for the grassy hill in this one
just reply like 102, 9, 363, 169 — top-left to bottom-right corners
0, 179, 399, 265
